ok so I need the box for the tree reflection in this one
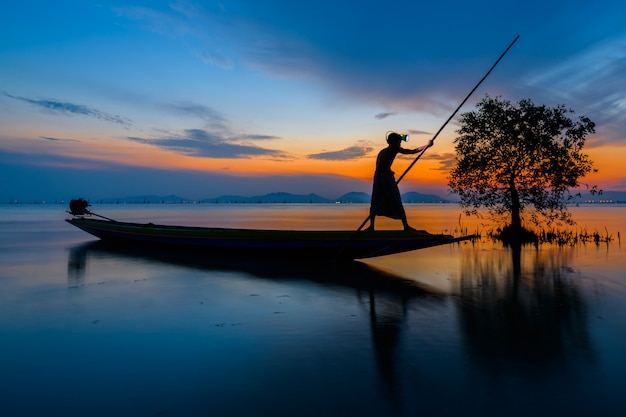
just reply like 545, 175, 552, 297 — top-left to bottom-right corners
458, 242, 594, 376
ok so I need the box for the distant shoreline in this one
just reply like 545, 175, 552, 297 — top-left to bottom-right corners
3, 191, 453, 205
3, 200, 460, 205
83, 200, 457, 205
3, 190, 625, 206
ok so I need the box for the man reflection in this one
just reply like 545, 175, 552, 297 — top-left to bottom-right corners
369, 291, 406, 384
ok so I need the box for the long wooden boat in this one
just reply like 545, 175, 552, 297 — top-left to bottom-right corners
66, 216, 472, 261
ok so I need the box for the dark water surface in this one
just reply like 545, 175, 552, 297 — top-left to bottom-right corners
1, 204, 625, 417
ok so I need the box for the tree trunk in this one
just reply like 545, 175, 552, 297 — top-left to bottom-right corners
510, 179, 522, 233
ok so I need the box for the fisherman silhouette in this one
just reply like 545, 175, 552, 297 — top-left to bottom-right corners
367, 132, 433, 231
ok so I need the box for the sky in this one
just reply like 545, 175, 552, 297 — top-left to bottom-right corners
1, 0, 625, 202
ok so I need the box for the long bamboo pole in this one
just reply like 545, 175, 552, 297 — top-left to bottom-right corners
342, 35, 520, 250
395, 34, 520, 185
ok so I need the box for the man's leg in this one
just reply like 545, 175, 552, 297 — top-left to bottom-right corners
401, 214, 417, 232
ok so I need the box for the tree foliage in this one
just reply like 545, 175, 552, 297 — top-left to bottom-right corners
448, 96, 596, 231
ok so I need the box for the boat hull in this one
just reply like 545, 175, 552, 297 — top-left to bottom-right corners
66, 217, 472, 261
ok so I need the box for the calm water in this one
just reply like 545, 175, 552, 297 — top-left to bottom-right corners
1, 204, 625, 417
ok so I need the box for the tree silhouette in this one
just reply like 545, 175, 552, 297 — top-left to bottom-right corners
448, 96, 596, 238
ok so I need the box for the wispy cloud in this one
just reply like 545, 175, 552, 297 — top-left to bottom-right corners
423, 152, 457, 171
2, 92, 132, 128
114, 3, 236, 70
308, 143, 374, 161
166, 101, 228, 129
113, 1, 626, 133
113, 5, 195, 38
0, 149, 371, 201
523, 37, 626, 133
39, 136, 80, 143
375, 112, 396, 120
126, 128, 285, 159
237, 134, 281, 141
199, 50, 234, 70
408, 129, 432, 136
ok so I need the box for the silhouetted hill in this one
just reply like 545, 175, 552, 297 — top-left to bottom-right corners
402, 192, 450, 203
13, 190, 626, 205
90, 191, 452, 204
203, 192, 331, 204
96, 195, 190, 204
336, 192, 370, 203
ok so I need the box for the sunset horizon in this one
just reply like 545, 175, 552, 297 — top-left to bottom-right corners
2, 1, 625, 202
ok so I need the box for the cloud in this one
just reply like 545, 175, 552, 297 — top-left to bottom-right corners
375, 112, 396, 120
39, 136, 80, 143
126, 128, 285, 159
423, 152, 457, 171
112, 1, 626, 133
114, 3, 238, 70
2, 91, 132, 128
113, 5, 195, 38
166, 101, 228, 129
238, 134, 281, 141
201, 3, 524, 112
115, 2, 471, 108
0, 149, 372, 202
408, 129, 432, 136
308, 143, 374, 161
523, 37, 626, 129
200, 50, 234, 69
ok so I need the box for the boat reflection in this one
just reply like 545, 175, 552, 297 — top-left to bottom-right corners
67, 240, 441, 295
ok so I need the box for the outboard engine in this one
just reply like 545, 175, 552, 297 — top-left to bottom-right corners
69, 198, 91, 216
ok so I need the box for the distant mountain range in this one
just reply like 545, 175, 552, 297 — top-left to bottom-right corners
94, 191, 453, 204
9, 190, 625, 205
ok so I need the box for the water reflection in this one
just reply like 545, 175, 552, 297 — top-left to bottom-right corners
67, 241, 435, 413
65, 240, 598, 414
458, 242, 594, 376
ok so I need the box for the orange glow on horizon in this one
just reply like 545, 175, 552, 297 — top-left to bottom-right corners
5, 133, 625, 192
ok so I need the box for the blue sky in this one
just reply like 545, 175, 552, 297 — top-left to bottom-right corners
1, 0, 625, 201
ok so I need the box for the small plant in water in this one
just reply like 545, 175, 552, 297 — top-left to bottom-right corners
485, 225, 614, 246
456, 212, 615, 247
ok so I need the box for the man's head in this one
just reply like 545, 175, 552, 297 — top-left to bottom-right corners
386, 132, 408, 145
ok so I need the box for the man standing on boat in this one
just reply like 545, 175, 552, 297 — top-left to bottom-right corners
367, 132, 433, 232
